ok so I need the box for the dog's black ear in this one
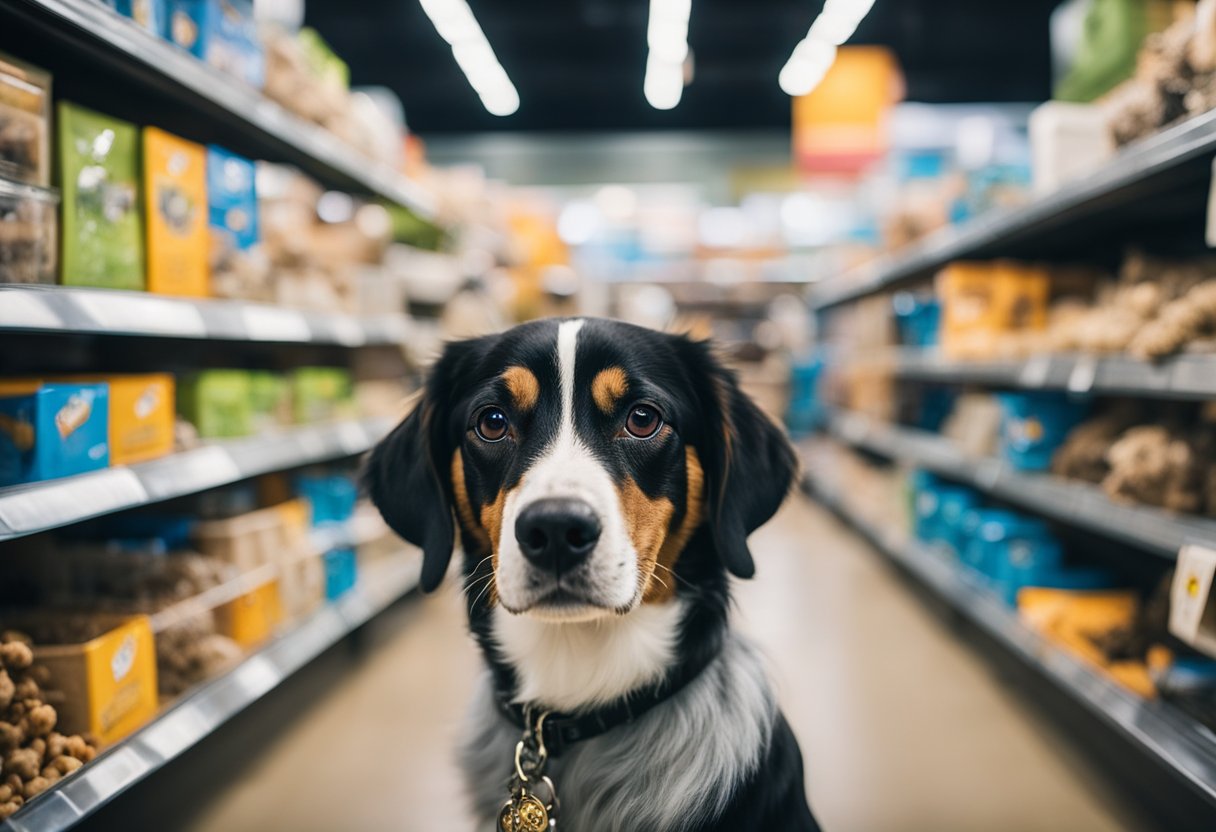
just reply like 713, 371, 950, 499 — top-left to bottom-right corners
674, 336, 797, 579
363, 339, 484, 592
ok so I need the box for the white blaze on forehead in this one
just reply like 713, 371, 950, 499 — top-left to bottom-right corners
492, 317, 643, 616
556, 318, 583, 444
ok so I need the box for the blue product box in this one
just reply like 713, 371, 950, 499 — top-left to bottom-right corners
168, 0, 265, 89
207, 146, 259, 251
785, 355, 824, 437
910, 471, 943, 542
961, 509, 1055, 583
938, 487, 983, 554
297, 474, 358, 526
323, 547, 358, 600
998, 393, 1089, 472
892, 293, 941, 348
914, 481, 979, 552
994, 536, 1066, 606
0, 383, 109, 485
115, 0, 166, 36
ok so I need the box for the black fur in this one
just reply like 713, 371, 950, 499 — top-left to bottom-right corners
364, 318, 817, 830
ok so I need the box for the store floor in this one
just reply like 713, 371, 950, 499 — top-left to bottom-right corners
187, 498, 1155, 832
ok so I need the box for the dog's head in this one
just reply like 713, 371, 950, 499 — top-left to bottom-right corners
365, 318, 795, 621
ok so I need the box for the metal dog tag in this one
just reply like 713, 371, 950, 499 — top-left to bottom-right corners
498, 789, 551, 831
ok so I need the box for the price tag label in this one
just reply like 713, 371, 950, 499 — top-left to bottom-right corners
75, 292, 206, 337
1018, 355, 1052, 388
241, 306, 310, 342
1207, 157, 1216, 248
337, 421, 371, 454
0, 469, 146, 534
327, 316, 366, 347
141, 446, 241, 498
1170, 544, 1216, 658
1067, 355, 1098, 394
0, 290, 63, 329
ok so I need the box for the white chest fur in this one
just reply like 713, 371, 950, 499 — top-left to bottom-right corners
491, 601, 685, 712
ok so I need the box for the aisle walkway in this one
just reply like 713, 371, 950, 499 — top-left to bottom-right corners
189, 497, 1149, 831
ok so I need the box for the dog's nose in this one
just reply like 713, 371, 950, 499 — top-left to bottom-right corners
515, 498, 601, 572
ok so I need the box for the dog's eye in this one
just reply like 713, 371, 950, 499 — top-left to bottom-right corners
625, 405, 663, 439
475, 407, 510, 442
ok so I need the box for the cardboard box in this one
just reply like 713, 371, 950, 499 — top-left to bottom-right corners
177, 370, 252, 438
938, 261, 1049, 360
0, 51, 52, 187
249, 371, 290, 432
207, 145, 258, 251
58, 102, 144, 290
168, 0, 265, 89
115, 0, 167, 36
65, 374, 175, 466
143, 127, 209, 297
290, 367, 353, 424
33, 615, 159, 745
216, 580, 281, 647
0, 381, 109, 485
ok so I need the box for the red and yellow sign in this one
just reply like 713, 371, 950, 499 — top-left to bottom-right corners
793, 46, 903, 175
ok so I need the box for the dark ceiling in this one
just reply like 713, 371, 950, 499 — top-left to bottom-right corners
305, 0, 1066, 136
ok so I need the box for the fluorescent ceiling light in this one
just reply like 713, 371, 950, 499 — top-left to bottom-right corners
645, 0, 692, 110
419, 0, 519, 116
779, 0, 876, 96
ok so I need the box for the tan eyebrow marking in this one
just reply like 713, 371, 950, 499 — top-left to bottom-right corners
502, 366, 540, 411
591, 367, 629, 414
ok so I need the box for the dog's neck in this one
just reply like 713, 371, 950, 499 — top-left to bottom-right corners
465, 528, 732, 716
490, 601, 686, 712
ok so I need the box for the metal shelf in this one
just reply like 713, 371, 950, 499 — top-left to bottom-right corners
2, 551, 421, 832
2, 0, 434, 219
0, 417, 394, 542
0, 286, 410, 346
824, 409, 1216, 559
803, 469, 1216, 808
810, 107, 1216, 311
894, 350, 1216, 401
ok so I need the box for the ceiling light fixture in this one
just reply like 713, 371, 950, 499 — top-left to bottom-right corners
645, 0, 691, 110
419, 0, 519, 116
779, 0, 876, 96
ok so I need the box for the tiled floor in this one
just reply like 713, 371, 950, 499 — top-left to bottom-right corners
189, 497, 1151, 831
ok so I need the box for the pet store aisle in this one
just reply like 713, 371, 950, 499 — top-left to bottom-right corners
185, 497, 1150, 832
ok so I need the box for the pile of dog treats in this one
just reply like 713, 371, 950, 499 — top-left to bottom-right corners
0, 632, 97, 820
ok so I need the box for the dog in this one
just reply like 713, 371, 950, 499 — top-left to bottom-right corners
366, 318, 819, 831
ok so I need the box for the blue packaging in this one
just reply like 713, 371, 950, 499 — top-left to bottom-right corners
0, 383, 110, 485
914, 480, 980, 552
115, 0, 166, 36
961, 509, 1055, 582
785, 355, 824, 437
892, 293, 941, 348
324, 547, 358, 600
297, 474, 358, 526
937, 487, 983, 555
168, 0, 265, 89
207, 146, 259, 251
998, 393, 1089, 472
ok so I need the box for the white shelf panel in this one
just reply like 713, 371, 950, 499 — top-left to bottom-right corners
894, 350, 1216, 400
0, 287, 410, 346
0, 417, 394, 541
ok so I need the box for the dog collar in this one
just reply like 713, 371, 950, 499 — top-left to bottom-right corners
495, 648, 720, 758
